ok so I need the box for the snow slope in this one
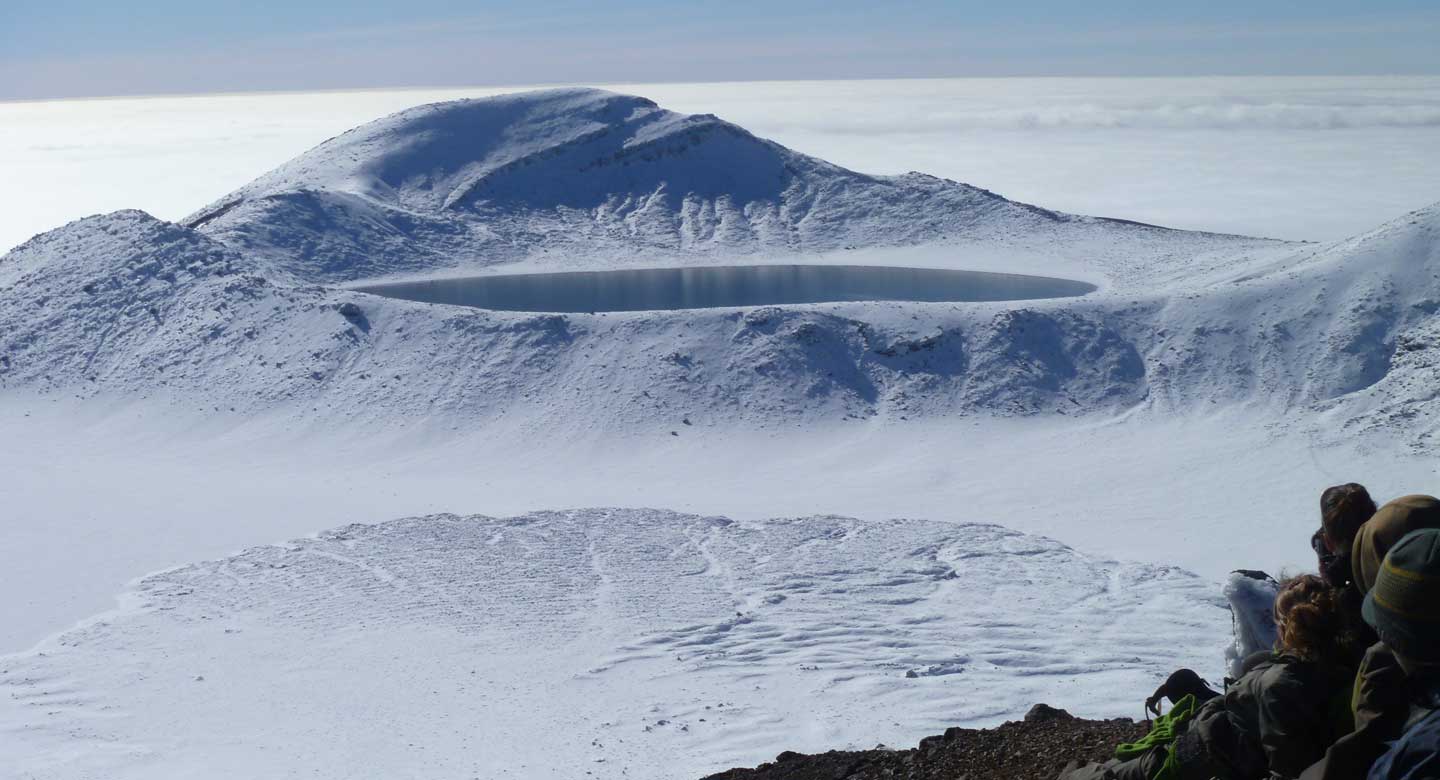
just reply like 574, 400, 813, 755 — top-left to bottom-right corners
2, 91, 1438, 445
3, 201, 1438, 439
181, 88, 1251, 284
0, 208, 1162, 427
1134, 201, 1440, 427
0, 509, 1227, 780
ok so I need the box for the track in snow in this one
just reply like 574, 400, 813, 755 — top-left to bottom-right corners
1, 509, 1228, 780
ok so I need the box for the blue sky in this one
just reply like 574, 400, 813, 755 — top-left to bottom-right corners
3, 0, 1439, 99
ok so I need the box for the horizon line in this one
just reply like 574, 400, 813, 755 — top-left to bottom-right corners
6, 72, 1440, 106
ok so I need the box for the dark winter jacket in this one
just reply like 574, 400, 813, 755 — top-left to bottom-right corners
1174, 653, 1348, 780
1369, 709, 1440, 780
1301, 642, 1410, 780
1368, 693, 1440, 780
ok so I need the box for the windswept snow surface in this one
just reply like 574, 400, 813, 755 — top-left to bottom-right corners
0, 509, 1227, 780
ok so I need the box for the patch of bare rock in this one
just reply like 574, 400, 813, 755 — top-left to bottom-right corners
701, 705, 1145, 780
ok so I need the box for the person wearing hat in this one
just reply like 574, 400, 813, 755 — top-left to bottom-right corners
1353, 495, 1440, 593
1301, 496, 1440, 780
1362, 528, 1440, 779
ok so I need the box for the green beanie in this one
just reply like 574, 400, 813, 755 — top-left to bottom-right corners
1363, 528, 1440, 663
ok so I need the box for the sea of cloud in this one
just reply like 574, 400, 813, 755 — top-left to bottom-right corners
2, 76, 1438, 253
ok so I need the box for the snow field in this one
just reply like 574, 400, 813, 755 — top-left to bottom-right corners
0, 509, 1228, 780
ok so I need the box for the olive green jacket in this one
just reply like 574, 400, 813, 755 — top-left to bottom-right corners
1175, 654, 1348, 780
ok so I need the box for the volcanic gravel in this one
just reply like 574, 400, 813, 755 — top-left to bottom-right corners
701, 704, 1148, 780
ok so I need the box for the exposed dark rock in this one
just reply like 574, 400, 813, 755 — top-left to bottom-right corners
701, 708, 1145, 780
1024, 703, 1076, 722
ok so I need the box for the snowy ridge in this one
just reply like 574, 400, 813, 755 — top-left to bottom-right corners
0, 211, 1152, 425
4, 204, 1439, 436
0, 509, 1228, 780
0, 89, 1436, 433
0, 211, 248, 389
181, 88, 1154, 283
1139, 203, 1440, 427
1288, 204, 1440, 436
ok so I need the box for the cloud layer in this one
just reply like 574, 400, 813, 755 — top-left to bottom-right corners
2, 77, 1438, 252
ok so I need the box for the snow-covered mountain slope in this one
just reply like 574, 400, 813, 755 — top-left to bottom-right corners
18, 87, 1437, 432
0, 210, 1155, 424
181, 88, 1246, 284
1272, 204, 1440, 435
2, 89, 1437, 443
1138, 202, 1440, 422
0, 211, 248, 388
0, 509, 1227, 780
3, 203, 1437, 437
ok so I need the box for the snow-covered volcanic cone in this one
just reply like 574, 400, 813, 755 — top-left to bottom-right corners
179, 88, 1189, 284
0, 509, 1226, 779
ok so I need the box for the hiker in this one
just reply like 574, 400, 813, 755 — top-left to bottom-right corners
1301, 495, 1440, 780
1314, 483, 1376, 589
1059, 575, 1354, 780
1361, 528, 1440, 779
1351, 495, 1440, 593
1315, 484, 1381, 669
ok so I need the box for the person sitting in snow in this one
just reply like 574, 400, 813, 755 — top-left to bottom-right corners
1356, 527, 1440, 779
1059, 575, 1356, 780
1302, 495, 1440, 780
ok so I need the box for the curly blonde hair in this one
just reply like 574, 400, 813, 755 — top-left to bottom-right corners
1273, 574, 1347, 663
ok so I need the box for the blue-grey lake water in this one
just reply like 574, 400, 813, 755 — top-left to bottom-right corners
353, 265, 1096, 313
